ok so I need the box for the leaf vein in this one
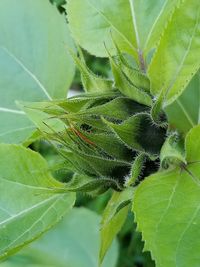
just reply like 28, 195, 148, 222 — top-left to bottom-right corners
0, 46, 52, 100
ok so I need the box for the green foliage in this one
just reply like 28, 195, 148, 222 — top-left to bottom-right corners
0, 0, 75, 143
70, 49, 113, 93
149, 0, 200, 106
108, 51, 152, 106
100, 188, 133, 263
104, 113, 166, 155
67, 0, 178, 66
2, 208, 118, 267
0, 144, 75, 260
133, 125, 200, 267
24, 86, 166, 191
1, 0, 200, 266
160, 132, 186, 168
165, 72, 200, 135
66, 0, 138, 59
128, 0, 179, 56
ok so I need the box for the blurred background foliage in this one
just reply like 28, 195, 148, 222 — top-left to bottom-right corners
1, 0, 155, 266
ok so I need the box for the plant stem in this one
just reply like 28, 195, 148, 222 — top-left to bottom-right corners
138, 49, 146, 73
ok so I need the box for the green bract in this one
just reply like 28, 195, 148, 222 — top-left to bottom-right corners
23, 51, 166, 193
1, 0, 200, 266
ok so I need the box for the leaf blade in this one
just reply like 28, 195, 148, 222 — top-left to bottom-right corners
133, 125, 200, 267
148, 0, 200, 106
0, 144, 75, 259
0, 0, 75, 143
67, 0, 138, 59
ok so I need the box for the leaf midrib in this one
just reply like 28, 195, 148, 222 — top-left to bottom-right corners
85, 0, 137, 53
165, 6, 200, 100
0, 194, 60, 228
0, 107, 25, 115
129, 0, 140, 50
0, 176, 61, 192
176, 99, 195, 127
0, 194, 64, 255
0, 126, 35, 138
143, 0, 170, 51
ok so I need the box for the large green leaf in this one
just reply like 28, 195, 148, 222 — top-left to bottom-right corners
67, 0, 138, 59
129, 0, 178, 56
67, 0, 177, 64
148, 0, 200, 106
133, 125, 200, 267
1, 208, 118, 267
165, 72, 200, 135
0, 0, 75, 143
0, 144, 75, 259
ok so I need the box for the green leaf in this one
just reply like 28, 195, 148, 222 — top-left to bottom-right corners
160, 133, 186, 169
66, 0, 138, 59
100, 189, 133, 264
133, 125, 200, 267
129, 0, 179, 57
109, 54, 153, 106
77, 131, 134, 162
2, 208, 118, 267
148, 0, 200, 106
110, 35, 150, 92
0, 144, 75, 259
65, 173, 122, 193
19, 101, 66, 134
80, 96, 148, 120
67, 0, 178, 65
121, 64, 150, 93
70, 50, 113, 93
165, 72, 200, 135
125, 153, 147, 186
61, 147, 131, 182
104, 114, 166, 155
0, 0, 75, 143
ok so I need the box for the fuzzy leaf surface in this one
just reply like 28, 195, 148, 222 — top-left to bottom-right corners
133, 125, 200, 267
104, 114, 166, 155
0, 0, 75, 143
109, 55, 152, 106
0, 144, 75, 259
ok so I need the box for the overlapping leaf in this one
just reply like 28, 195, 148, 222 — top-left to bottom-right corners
100, 189, 133, 264
165, 72, 200, 135
133, 125, 200, 267
2, 208, 118, 267
0, 0, 75, 143
104, 114, 166, 155
129, 0, 179, 56
67, 0, 138, 59
67, 0, 178, 65
149, 0, 200, 106
0, 144, 75, 259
